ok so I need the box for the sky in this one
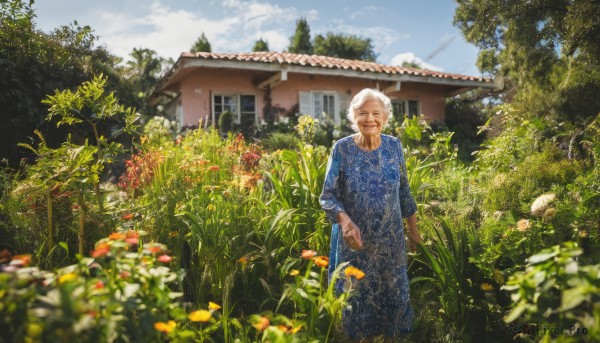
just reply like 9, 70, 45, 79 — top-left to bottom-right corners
32, 0, 483, 76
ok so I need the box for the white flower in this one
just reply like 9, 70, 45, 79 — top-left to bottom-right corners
531, 193, 556, 217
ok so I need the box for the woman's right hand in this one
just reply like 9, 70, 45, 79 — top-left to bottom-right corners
337, 212, 363, 250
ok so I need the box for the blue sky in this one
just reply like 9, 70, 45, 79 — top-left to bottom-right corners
33, 0, 482, 76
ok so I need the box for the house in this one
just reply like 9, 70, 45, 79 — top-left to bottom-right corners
149, 52, 500, 130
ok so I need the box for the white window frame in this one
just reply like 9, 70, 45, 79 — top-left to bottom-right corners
299, 91, 340, 125
391, 99, 420, 119
212, 92, 257, 125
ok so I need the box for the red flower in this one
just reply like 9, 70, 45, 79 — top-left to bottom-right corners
109, 232, 126, 240
157, 255, 172, 263
121, 213, 133, 221
92, 244, 110, 258
208, 165, 220, 171
94, 280, 104, 289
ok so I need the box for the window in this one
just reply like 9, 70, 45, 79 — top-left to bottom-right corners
212, 93, 256, 128
299, 91, 339, 124
392, 99, 420, 119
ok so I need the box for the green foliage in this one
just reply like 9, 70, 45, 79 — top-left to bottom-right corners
287, 18, 312, 54
414, 218, 504, 342
444, 96, 489, 162
252, 38, 269, 52
142, 116, 178, 148
313, 32, 377, 62
262, 132, 300, 151
190, 32, 212, 53
219, 110, 234, 134
503, 242, 600, 342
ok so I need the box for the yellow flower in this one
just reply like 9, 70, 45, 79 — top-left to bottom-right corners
289, 269, 300, 276
344, 266, 366, 280
480, 283, 494, 292
58, 273, 78, 284
207, 204, 215, 211
208, 302, 221, 310
313, 256, 329, 268
188, 310, 212, 322
154, 320, 176, 333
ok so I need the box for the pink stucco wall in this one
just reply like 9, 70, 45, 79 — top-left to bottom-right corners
177, 68, 448, 126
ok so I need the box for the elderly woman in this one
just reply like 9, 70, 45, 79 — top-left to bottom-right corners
320, 88, 421, 342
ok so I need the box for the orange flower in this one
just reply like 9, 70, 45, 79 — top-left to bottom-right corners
154, 320, 176, 333
12, 254, 32, 267
109, 232, 126, 240
158, 255, 172, 263
254, 316, 270, 331
94, 280, 104, 289
208, 165, 220, 171
188, 310, 212, 322
147, 245, 162, 254
238, 256, 248, 264
313, 256, 329, 268
121, 213, 133, 221
301, 250, 317, 259
208, 302, 221, 310
126, 230, 140, 239
344, 266, 366, 280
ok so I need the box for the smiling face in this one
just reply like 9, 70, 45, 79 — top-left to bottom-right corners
355, 98, 387, 138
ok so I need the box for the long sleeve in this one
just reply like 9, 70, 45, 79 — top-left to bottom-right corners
397, 139, 417, 218
320, 142, 346, 223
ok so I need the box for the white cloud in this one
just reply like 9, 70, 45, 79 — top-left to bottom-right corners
389, 52, 444, 71
90, 0, 302, 61
349, 6, 380, 20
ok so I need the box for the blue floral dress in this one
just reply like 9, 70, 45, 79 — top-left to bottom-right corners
320, 134, 417, 340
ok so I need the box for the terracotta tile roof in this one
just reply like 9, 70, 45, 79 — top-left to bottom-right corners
180, 51, 491, 83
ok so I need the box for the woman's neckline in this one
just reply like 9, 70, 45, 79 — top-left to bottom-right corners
352, 133, 383, 152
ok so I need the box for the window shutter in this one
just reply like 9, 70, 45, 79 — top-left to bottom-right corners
299, 91, 312, 116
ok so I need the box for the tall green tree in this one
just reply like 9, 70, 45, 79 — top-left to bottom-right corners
190, 32, 211, 53
454, 0, 600, 122
124, 48, 170, 115
252, 38, 269, 52
313, 32, 377, 62
288, 17, 312, 54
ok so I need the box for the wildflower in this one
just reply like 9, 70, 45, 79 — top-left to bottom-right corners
517, 219, 531, 232
344, 266, 366, 280
92, 243, 110, 258
11, 254, 32, 267
543, 208, 556, 220
207, 204, 215, 211
531, 193, 556, 217
94, 280, 104, 289
119, 271, 130, 279
301, 250, 317, 259
125, 230, 139, 245
254, 316, 270, 331
121, 213, 134, 220
109, 232, 126, 240
154, 320, 176, 333
147, 244, 163, 254
58, 273, 77, 284
72, 204, 80, 210
313, 256, 329, 268
480, 283, 494, 292
208, 302, 221, 310
158, 255, 172, 263
238, 256, 248, 264
189, 310, 212, 322
579, 230, 589, 238
289, 269, 300, 276
208, 165, 220, 171
493, 269, 505, 285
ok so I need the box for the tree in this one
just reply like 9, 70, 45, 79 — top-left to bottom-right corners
454, 0, 600, 122
190, 33, 211, 53
288, 17, 312, 54
313, 32, 377, 62
0, 0, 131, 168
124, 48, 170, 115
252, 38, 269, 52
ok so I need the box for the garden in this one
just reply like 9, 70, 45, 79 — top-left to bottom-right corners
2, 0, 600, 342
0, 74, 598, 343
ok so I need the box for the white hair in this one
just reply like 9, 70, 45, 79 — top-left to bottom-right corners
346, 88, 392, 132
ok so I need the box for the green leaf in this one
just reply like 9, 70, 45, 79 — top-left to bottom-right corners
527, 251, 558, 264
560, 287, 589, 311
503, 300, 528, 323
